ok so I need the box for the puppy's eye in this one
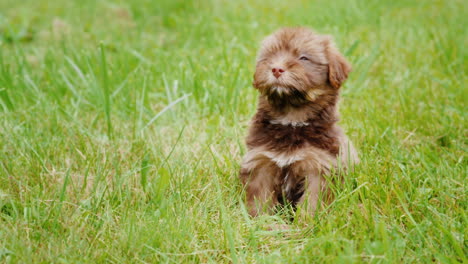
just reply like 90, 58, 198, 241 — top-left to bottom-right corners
299, 56, 309, 61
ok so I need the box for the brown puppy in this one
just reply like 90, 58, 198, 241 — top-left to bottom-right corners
240, 28, 358, 217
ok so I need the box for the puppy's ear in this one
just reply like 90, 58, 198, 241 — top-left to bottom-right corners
323, 37, 352, 89
252, 72, 260, 89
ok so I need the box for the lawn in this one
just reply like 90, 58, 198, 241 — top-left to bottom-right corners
0, 0, 466, 263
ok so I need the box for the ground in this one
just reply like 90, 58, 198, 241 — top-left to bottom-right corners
0, 0, 466, 263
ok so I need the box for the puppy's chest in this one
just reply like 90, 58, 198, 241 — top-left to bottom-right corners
261, 149, 310, 168
248, 119, 339, 155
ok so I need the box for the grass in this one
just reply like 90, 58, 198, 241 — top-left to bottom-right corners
0, 0, 466, 262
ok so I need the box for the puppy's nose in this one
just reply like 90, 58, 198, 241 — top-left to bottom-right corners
272, 68, 285, 78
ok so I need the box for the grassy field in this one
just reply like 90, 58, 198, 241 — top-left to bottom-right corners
0, 0, 466, 263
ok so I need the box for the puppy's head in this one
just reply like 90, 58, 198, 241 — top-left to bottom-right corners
253, 28, 351, 107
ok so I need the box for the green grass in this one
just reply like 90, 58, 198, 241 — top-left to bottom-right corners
0, 0, 466, 262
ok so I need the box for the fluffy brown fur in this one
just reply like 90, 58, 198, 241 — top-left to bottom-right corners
240, 27, 358, 216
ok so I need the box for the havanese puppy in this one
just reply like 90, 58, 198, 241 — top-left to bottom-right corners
240, 27, 358, 217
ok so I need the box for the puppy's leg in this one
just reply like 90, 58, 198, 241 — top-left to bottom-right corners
303, 175, 327, 214
289, 162, 320, 215
290, 157, 331, 216
240, 152, 281, 216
